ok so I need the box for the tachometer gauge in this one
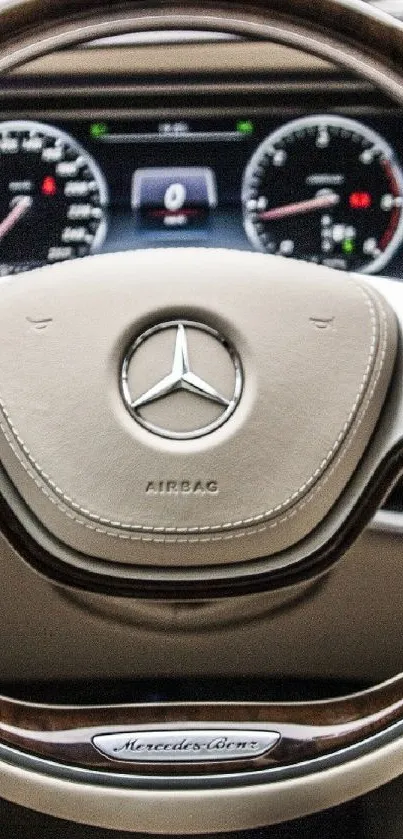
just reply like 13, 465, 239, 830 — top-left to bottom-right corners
242, 115, 403, 274
0, 120, 108, 274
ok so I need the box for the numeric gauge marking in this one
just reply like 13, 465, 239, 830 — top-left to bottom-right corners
0, 120, 108, 274
242, 115, 403, 274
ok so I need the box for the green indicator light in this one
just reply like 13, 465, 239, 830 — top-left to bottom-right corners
342, 239, 355, 255
90, 122, 109, 139
236, 120, 254, 135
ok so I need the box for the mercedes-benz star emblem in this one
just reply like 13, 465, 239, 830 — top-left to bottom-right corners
121, 320, 243, 440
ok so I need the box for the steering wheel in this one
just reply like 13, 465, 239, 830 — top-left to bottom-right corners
1, 0, 403, 833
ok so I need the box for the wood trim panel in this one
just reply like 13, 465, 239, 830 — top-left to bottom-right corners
1, 675, 403, 775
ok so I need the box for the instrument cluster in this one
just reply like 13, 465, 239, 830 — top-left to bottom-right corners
1, 113, 403, 276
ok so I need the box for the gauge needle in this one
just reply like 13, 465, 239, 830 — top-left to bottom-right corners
0, 195, 33, 243
258, 193, 340, 221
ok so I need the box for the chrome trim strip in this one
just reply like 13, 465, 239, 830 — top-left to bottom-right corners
373, 1, 403, 20
85, 31, 240, 47
92, 729, 280, 763
371, 509, 403, 533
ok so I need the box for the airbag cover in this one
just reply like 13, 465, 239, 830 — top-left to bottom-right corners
0, 249, 397, 567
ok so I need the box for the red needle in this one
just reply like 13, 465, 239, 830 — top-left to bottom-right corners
258, 193, 340, 221
0, 195, 32, 242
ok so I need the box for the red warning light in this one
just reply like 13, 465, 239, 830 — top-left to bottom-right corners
41, 175, 57, 196
349, 191, 372, 210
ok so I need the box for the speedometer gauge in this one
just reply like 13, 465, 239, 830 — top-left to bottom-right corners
0, 120, 108, 274
242, 115, 403, 274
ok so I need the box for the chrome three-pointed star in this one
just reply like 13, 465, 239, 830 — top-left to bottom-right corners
132, 323, 230, 411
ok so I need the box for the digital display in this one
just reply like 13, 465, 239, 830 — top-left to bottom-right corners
132, 167, 217, 230
1, 113, 403, 276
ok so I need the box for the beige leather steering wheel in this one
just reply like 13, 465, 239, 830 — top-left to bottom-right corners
1, 0, 403, 833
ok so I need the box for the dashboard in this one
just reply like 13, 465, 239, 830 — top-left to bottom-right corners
3, 110, 403, 276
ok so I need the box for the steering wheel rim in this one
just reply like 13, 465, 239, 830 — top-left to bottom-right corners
1, 0, 403, 834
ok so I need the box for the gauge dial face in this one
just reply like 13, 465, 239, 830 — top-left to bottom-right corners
0, 120, 108, 274
242, 115, 403, 274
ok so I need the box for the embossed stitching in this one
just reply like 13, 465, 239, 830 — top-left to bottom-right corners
0, 272, 384, 544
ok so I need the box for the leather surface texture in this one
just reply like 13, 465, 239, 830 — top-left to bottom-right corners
0, 249, 397, 567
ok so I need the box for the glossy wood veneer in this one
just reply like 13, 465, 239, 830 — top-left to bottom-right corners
1, 675, 403, 775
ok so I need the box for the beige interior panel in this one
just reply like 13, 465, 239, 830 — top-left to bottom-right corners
9, 41, 333, 78
0, 526, 400, 685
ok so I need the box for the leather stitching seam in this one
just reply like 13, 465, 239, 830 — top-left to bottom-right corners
0, 279, 384, 543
